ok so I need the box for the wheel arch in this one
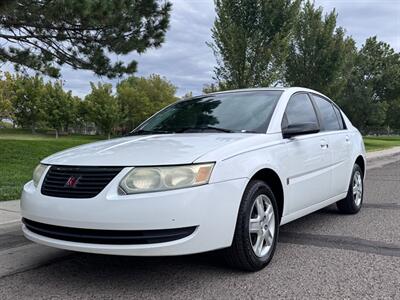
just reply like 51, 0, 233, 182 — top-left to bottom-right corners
250, 168, 284, 220
355, 155, 366, 177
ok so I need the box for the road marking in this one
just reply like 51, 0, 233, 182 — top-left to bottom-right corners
280, 231, 400, 258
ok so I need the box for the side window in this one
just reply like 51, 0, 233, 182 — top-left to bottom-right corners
332, 105, 346, 130
282, 93, 318, 128
313, 95, 341, 131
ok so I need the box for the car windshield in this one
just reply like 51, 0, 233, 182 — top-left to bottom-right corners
133, 91, 282, 134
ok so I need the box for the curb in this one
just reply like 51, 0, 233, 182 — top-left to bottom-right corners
366, 146, 400, 170
366, 146, 400, 161
0, 199, 21, 226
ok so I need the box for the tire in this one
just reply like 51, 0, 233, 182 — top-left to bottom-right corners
223, 180, 279, 271
336, 164, 364, 214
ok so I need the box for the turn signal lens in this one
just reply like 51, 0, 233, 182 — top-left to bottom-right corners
195, 165, 214, 183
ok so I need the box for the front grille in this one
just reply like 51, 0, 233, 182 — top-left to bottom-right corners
22, 218, 197, 245
41, 165, 123, 198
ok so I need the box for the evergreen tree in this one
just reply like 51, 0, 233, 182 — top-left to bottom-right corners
0, 0, 171, 78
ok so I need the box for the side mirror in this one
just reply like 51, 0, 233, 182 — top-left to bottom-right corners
282, 122, 319, 139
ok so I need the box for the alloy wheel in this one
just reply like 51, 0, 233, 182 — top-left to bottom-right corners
249, 194, 276, 257
353, 170, 363, 207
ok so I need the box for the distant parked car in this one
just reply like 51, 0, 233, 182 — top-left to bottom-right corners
21, 87, 366, 271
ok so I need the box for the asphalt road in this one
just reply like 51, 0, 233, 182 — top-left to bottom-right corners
0, 158, 399, 299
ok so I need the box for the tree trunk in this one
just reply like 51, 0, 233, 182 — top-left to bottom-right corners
108, 132, 111, 140
31, 123, 36, 134
55, 129, 59, 139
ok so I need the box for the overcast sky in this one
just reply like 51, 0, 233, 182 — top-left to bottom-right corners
2, 0, 400, 97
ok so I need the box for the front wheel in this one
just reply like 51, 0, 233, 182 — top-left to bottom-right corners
336, 164, 364, 214
223, 180, 279, 271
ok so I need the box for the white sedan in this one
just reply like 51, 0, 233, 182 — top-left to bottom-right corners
21, 87, 366, 271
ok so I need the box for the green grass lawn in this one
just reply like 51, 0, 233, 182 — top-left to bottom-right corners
363, 136, 400, 152
0, 130, 104, 201
1, 129, 400, 201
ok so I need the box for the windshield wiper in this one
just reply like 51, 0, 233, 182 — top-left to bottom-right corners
129, 129, 175, 135
130, 126, 257, 135
177, 126, 236, 133
205, 126, 236, 133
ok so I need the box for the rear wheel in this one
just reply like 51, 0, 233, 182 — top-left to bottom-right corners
336, 164, 364, 214
224, 180, 279, 271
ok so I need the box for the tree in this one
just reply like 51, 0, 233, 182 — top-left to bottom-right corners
73, 96, 91, 134
0, 72, 13, 121
340, 80, 388, 130
209, 0, 300, 89
353, 37, 400, 104
340, 37, 400, 130
0, 0, 171, 78
285, 1, 356, 99
116, 74, 177, 131
43, 81, 76, 138
202, 83, 223, 94
182, 91, 193, 100
10, 74, 45, 133
85, 82, 119, 139
386, 99, 400, 130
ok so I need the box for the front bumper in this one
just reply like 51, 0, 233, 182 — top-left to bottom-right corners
21, 172, 247, 256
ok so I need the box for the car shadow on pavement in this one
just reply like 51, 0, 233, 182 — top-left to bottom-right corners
28, 206, 336, 280
32, 205, 343, 280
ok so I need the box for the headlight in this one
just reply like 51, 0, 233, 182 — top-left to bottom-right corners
119, 163, 215, 194
33, 164, 47, 187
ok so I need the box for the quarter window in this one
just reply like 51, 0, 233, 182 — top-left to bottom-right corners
282, 93, 318, 128
313, 95, 341, 131
332, 105, 345, 130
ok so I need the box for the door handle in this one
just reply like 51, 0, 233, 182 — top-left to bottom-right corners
345, 135, 350, 143
320, 140, 329, 149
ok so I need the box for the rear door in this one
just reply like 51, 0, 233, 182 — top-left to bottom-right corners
311, 94, 351, 197
282, 93, 332, 215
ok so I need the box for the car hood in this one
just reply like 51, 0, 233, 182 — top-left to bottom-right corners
42, 133, 257, 166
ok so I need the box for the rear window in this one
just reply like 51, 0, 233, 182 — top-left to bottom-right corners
313, 95, 341, 131
332, 105, 345, 130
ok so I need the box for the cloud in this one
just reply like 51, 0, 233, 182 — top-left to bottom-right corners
1, 0, 399, 98
315, 0, 400, 49
127, 0, 217, 96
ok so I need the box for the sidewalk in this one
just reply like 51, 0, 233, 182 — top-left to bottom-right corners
2, 146, 400, 226
0, 200, 20, 225
366, 146, 400, 160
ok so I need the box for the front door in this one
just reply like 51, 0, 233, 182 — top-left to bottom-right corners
282, 93, 332, 215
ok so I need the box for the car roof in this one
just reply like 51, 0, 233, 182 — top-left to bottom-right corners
209, 87, 322, 95
207, 87, 332, 102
